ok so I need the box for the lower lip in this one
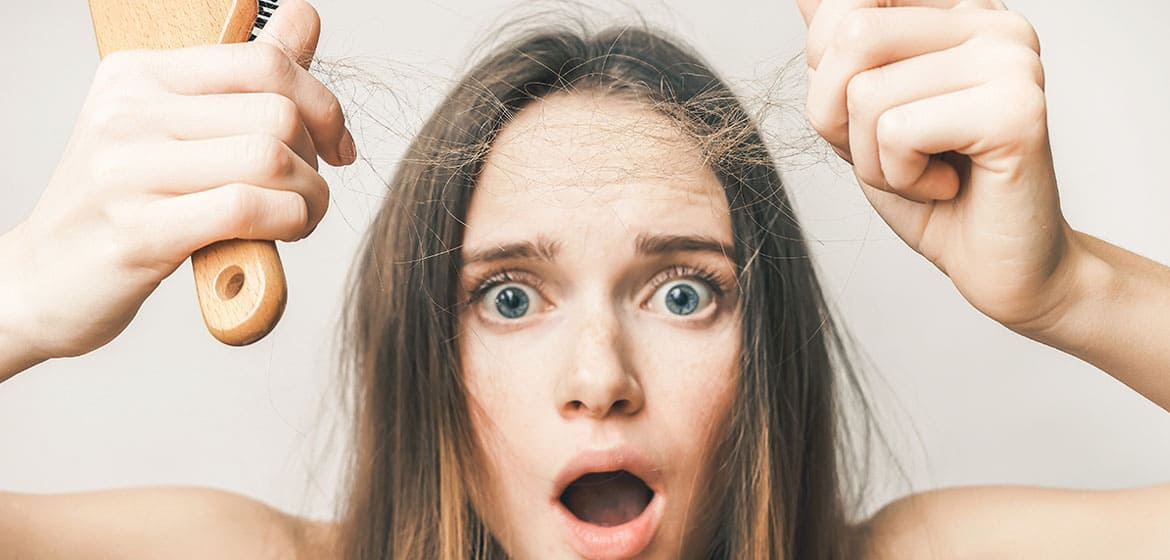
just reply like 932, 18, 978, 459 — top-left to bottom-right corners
555, 492, 665, 559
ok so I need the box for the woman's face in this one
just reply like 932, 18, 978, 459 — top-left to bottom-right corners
458, 92, 741, 560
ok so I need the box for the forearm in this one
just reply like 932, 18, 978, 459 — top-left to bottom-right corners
1020, 230, 1170, 411
0, 224, 47, 383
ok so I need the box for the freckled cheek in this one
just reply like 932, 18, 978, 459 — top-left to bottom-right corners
459, 321, 563, 416
458, 318, 567, 478
635, 319, 738, 426
639, 317, 740, 400
459, 324, 557, 550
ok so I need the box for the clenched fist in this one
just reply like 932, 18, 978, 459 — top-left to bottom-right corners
798, 0, 1075, 331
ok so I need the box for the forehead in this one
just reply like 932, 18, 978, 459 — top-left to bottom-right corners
466, 92, 732, 249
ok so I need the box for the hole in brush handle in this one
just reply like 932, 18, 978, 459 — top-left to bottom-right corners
193, 239, 287, 346
215, 265, 246, 300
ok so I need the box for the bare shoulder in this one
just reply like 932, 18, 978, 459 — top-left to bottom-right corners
0, 485, 335, 560
859, 482, 1170, 560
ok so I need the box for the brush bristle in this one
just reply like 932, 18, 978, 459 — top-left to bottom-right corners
248, 0, 281, 41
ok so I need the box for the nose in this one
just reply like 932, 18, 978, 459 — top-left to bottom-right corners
555, 308, 645, 420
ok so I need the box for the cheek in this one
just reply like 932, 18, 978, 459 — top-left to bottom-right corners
639, 317, 740, 424
460, 318, 561, 436
630, 318, 741, 551
458, 324, 517, 545
459, 320, 523, 473
458, 319, 557, 532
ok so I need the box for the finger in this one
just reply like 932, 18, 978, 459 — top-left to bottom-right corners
120, 42, 350, 166
112, 134, 329, 230
875, 80, 1048, 200
808, 7, 1039, 150
856, 178, 936, 252
250, 0, 358, 167
139, 184, 310, 258
154, 92, 319, 171
252, 0, 320, 70
846, 39, 1043, 189
805, 0, 988, 69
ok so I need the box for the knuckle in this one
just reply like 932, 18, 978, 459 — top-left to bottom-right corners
805, 102, 833, 140
252, 42, 294, 82
94, 49, 142, 84
309, 173, 331, 221
221, 184, 260, 237
1018, 48, 1046, 90
837, 10, 880, 54
846, 69, 881, 113
283, 194, 311, 242
87, 96, 135, 137
875, 108, 911, 149
262, 93, 302, 141
1005, 45, 1046, 90
1000, 11, 1041, 54
1000, 80, 1048, 146
245, 134, 292, 179
978, 39, 1044, 87
804, 88, 842, 142
1016, 81, 1048, 128
320, 93, 345, 132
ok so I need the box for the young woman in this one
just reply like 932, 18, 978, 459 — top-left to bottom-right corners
2, 0, 1168, 558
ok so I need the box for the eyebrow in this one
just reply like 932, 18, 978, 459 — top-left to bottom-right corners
461, 236, 563, 266
461, 233, 735, 266
633, 233, 736, 259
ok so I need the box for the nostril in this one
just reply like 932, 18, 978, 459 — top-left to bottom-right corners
611, 399, 631, 413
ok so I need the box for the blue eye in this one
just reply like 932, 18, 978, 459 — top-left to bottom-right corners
484, 284, 538, 319
665, 284, 699, 315
650, 280, 713, 316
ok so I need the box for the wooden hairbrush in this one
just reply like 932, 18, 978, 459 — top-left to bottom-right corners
88, 0, 287, 346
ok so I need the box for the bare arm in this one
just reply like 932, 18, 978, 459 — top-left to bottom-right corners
1018, 231, 1170, 411
864, 483, 1170, 560
0, 486, 310, 560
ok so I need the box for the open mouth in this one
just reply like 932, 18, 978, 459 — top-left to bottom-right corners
558, 470, 655, 527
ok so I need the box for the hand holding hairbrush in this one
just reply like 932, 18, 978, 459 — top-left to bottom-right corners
1, 0, 352, 367
82, 0, 353, 346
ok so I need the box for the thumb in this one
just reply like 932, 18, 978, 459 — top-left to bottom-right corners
796, 0, 821, 26
252, 0, 321, 69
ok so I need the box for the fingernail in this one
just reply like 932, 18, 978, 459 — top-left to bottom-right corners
338, 129, 356, 164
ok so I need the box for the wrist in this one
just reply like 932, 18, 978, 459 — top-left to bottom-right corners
0, 222, 49, 382
1007, 228, 1116, 351
1007, 229, 1170, 409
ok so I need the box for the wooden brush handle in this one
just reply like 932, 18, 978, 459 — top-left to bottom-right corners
89, 0, 287, 346
191, 239, 285, 346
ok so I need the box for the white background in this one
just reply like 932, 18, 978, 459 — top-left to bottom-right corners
1, 0, 1168, 522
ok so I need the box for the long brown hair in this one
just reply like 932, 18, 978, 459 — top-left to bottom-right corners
334, 19, 876, 560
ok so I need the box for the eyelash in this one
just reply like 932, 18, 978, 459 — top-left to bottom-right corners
646, 264, 729, 301
464, 264, 731, 306
466, 270, 545, 305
